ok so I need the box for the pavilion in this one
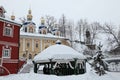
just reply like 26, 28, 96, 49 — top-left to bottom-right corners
33, 41, 86, 75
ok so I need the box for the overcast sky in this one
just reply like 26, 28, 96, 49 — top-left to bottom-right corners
0, 0, 120, 25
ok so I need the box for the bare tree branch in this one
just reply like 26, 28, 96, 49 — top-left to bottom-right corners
100, 23, 120, 46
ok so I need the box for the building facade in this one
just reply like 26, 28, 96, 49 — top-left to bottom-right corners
19, 9, 69, 60
0, 6, 21, 76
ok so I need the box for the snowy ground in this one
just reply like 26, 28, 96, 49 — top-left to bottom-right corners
0, 62, 120, 80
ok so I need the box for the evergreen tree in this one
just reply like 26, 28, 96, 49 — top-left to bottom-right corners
91, 42, 106, 76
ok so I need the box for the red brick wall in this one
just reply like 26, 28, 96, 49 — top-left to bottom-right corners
0, 19, 21, 76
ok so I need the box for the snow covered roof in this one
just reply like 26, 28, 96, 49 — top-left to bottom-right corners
33, 44, 86, 63
0, 17, 22, 26
20, 31, 65, 39
23, 21, 36, 25
39, 25, 47, 29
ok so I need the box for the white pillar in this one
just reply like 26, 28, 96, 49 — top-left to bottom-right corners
32, 38, 34, 52
40, 39, 42, 51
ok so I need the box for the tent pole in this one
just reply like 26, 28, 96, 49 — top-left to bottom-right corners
49, 59, 53, 74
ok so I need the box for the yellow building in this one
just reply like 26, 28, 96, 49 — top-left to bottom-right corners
19, 9, 69, 59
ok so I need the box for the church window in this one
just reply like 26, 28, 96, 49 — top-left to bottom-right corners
56, 32, 59, 36
39, 31, 41, 34
27, 42, 30, 48
36, 43, 38, 48
43, 30, 46, 34
29, 27, 33, 33
25, 27, 27, 32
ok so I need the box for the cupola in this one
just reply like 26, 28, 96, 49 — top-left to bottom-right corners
11, 12, 15, 20
41, 17, 45, 25
27, 8, 32, 21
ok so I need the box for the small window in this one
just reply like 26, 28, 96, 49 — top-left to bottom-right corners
27, 42, 30, 48
29, 27, 33, 33
39, 31, 41, 34
36, 43, 38, 48
43, 30, 46, 34
25, 27, 27, 32
4, 27, 13, 37
3, 49, 11, 58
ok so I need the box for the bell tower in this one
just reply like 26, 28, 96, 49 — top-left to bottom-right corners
22, 7, 36, 33
38, 17, 47, 34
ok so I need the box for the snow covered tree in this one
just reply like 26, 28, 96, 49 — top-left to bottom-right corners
90, 22, 100, 44
76, 19, 88, 42
100, 23, 120, 47
66, 20, 74, 47
59, 14, 67, 37
45, 15, 56, 33
91, 42, 106, 76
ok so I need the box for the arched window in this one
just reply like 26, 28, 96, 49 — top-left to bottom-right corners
27, 42, 30, 48
43, 29, 46, 34
56, 32, 60, 36
39, 31, 41, 34
29, 27, 33, 33
25, 27, 27, 32
36, 43, 38, 48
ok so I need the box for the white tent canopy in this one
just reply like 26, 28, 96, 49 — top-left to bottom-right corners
33, 44, 86, 63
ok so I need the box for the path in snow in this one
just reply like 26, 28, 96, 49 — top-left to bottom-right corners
19, 60, 33, 73
0, 62, 120, 80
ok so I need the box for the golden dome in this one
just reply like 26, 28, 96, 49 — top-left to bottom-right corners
27, 14, 32, 20
11, 12, 15, 20
27, 9, 32, 21
41, 17, 45, 24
